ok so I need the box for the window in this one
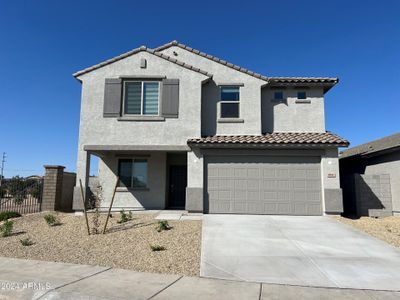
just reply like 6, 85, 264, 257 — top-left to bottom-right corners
297, 91, 307, 99
124, 81, 159, 115
274, 91, 283, 100
220, 86, 240, 118
118, 159, 148, 188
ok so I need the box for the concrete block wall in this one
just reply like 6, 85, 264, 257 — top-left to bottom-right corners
42, 165, 76, 212
354, 174, 393, 217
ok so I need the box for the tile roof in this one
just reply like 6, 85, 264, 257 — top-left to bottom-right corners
340, 132, 400, 159
155, 41, 338, 89
268, 77, 338, 84
73, 46, 213, 78
155, 40, 269, 81
73, 40, 338, 92
188, 132, 349, 147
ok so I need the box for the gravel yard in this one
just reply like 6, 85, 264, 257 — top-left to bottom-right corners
0, 212, 201, 276
335, 216, 400, 248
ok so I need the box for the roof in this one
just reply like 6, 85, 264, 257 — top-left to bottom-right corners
268, 77, 338, 92
340, 132, 400, 159
187, 132, 349, 147
155, 41, 338, 90
73, 40, 338, 92
268, 77, 338, 84
155, 40, 269, 81
73, 46, 213, 78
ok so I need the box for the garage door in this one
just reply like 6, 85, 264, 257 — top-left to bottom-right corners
206, 156, 322, 215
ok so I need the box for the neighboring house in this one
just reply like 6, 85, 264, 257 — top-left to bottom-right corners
72, 40, 348, 216
340, 133, 400, 217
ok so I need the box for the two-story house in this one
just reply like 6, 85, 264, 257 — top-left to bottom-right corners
72, 41, 348, 216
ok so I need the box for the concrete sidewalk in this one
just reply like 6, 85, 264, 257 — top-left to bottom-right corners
0, 257, 399, 300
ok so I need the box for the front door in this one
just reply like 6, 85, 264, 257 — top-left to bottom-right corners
168, 165, 187, 208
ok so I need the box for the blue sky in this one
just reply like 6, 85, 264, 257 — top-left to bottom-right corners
1, 0, 399, 177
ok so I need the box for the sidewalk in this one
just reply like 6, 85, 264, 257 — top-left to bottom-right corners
0, 257, 399, 300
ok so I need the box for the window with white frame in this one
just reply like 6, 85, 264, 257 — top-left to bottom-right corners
124, 81, 160, 115
118, 159, 148, 188
220, 86, 240, 118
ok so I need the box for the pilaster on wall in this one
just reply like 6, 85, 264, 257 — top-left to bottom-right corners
42, 165, 65, 211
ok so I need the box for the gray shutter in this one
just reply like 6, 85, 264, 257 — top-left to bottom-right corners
161, 79, 179, 118
103, 78, 122, 117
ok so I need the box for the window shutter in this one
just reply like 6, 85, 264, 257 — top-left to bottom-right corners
161, 79, 179, 118
103, 78, 122, 117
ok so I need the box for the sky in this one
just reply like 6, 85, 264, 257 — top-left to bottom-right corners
0, 0, 399, 177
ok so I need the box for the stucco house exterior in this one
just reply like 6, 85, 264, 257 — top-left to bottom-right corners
340, 133, 400, 217
72, 40, 348, 216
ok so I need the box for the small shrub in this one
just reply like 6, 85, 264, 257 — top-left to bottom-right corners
150, 244, 166, 251
91, 208, 101, 235
44, 214, 60, 226
157, 220, 171, 232
0, 211, 21, 222
0, 220, 14, 237
20, 238, 34, 246
117, 209, 133, 224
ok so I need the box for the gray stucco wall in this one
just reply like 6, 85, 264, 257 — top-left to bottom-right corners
74, 44, 337, 213
261, 87, 325, 133
97, 152, 167, 209
160, 46, 265, 136
74, 51, 208, 206
321, 148, 343, 214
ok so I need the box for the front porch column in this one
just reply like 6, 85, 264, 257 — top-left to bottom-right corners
73, 150, 91, 210
186, 148, 204, 212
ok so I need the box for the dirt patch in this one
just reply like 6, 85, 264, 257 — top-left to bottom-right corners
0, 212, 202, 276
335, 216, 400, 248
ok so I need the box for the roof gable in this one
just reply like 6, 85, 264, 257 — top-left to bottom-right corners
156, 41, 338, 91
73, 46, 213, 78
155, 40, 269, 81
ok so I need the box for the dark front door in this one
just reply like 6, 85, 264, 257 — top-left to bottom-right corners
168, 165, 187, 208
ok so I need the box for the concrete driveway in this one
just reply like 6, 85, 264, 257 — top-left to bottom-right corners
201, 215, 400, 291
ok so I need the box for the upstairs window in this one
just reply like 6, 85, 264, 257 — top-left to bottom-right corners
274, 91, 283, 100
118, 159, 148, 188
220, 86, 240, 118
124, 81, 160, 115
297, 91, 307, 99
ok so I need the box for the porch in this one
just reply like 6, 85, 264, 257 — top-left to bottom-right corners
73, 145, 203, 212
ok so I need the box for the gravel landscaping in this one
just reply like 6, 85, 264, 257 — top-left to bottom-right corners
335, 216, 400, 248
0, 212, 202, 276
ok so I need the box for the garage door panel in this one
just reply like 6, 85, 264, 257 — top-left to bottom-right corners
247, 191, 260, 201
235, 179, 247, 189
207, 155, 322, 215
293, 180, 306, 189
218, 179, 234, 189
247, 179, 260, 190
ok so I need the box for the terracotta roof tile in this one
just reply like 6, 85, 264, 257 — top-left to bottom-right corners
187, 132, 349, 147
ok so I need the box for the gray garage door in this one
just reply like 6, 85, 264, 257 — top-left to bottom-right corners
206, 156, 322, 215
